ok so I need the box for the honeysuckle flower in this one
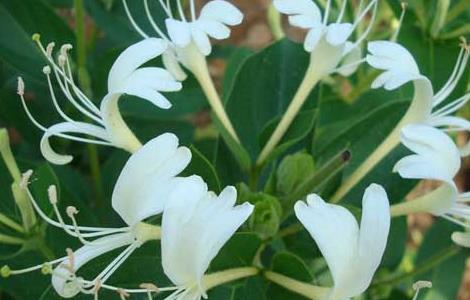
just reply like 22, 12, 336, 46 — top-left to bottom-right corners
19, 36, 182, 165
451, 231, 470, 247
331, 38, 470, 203
122, 0, 241, 142
2, 133, 191, 298
390, 125, 470, 237
257, 0, 378, 165
294, 183, 390, 300
161, 177, 254, 300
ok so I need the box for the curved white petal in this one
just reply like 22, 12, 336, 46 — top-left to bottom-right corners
108, 38, 167, 92
112, 133, 191, 225
196, 19, 231, 40
162, 49, 188, 81
367, 41, 422, 90
191, 25, 212, 56
162, 182, 253, 294
429, 116, 470, 157
294, 194, 359, 296
40, 122, 109, 165
326, 23, 353, 46
337, 43, 362, 76
274, 0, 321, 28
393, 124, 461, 183
166, 19, 192, 48
295, 184, 390, 300
199, 0, 243, 26
355, 184, 390, 295
304, 26, 324, 52
52, 232, 134, 298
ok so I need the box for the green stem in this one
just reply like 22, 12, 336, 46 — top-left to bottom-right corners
0, 129, 21, 182
277, 223, 303, 238
203, 267, 259, 291
0, 234, 24, 245
257, 64, 321, 166
373, 246, 460, 287
74, 0, 105, 211
264, 271, 330, 300
446, 0, 469, 23
267, 3, 285, 40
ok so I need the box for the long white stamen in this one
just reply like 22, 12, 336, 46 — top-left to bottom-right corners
176, 0, 187, 22
458, 192, 470, 202
122, 0, 149, 38
350, 0, 378, 49
5, 257, 67, 276
50, 64, 105, 125
67, 206, 96, 245
22, 181, 128, 235
157, 0, 172, 17
442, 214, 470, 230
431, 93, 470, 118
391, 2, 407, 42
189, 0, 196, 21
433, 47, 469, 106
144, 0, 170, 40
323, 0, 332, 25
92, 243, 138, 285
43, 66, 77, 124
165, 0, 174, 18
332, 58, 367, 74
336, 0, 348, 23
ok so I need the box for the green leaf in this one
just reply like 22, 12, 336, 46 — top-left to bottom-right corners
210, 233, 262, 272
224, 39, 317, 161
182, 146, 221, 193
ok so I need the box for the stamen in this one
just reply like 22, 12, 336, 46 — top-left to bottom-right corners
121, 0, 149, 38
46, 42, 55, 58
189, 0, 196, 21
143, 0, 170, 40
176, 0, 187, 22
94, 280, 102, 300
391, 2, 407, 42
65, 248, 76, 273
350, 0, 379, 49
323, 0, 332, 25
157, 0, 173, 17
431, 93, 470, 118
117, 288, 130, 300
17, 77, 24, 96
333, 58, 367, 74
140, 283, 159, 300
336, 0, 348, 23
66, 206, 94, 245
92, 243, 138, 285
442, 214, 470, 230
433, 45, 469, 106
166, 0, 173, 18
1, 257, 68, 277
20, 169, 33, 189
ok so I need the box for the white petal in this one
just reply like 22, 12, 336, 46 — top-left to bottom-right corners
162, 49, 188, 81
430, 116, 470, 157
304, 27, 324, 52
40, 122, 109, 165
112, 133, 191, 225
162, 182, 253, 291
288, 15, 317, 29
124, 87, 172, 109
166, 19, 192, 48
196, 19, 231, 40
124, 67, 182, 91
355, 184, 390, 295
337, 43, 362, 76
394, 124, 461, 182
274, 0, 322, 25
326, 23, 353, 46
199, 0, 243, 26
52, 233, 134, 298
294, 194, 359, 295
108, 38, 167, 91
191, 25, 212, 56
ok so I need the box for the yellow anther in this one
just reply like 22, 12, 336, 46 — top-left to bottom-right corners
32, 33, 41, 42
1, 265, 11, 278
41, 263, 53, 275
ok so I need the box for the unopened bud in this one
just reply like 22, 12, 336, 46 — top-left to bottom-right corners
1, 265, 11, 278
48, 185, 58, 205
17, 77, 25, 96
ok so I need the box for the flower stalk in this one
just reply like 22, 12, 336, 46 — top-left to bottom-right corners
264, 271, 329, 300
203, 267, 259, 291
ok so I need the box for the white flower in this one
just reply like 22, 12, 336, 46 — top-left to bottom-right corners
19, 36, 182, 165
273, 0, 378, 76
161, 177, 254, 300
123, 0, 243, 80
6, 133, 191, 298
366, 39, 470, 156
391, 124, 470, 235
294, 184, 390, 300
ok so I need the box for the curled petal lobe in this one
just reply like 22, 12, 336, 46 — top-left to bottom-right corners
108, 38, 167, 91
41, 122, 109, 165
200, 0, 243, 26
166, 19, 192, 48
112, 133, 191, 225
274, 0, 321, 27
162, 182, 253, 294
191, 25, 212, 56
394, 124, 461, 183
304, 26, 324, 52
196, 19, 231, 40
52, 233, 134, 298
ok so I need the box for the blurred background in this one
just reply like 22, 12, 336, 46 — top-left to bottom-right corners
0, 0, 470, 299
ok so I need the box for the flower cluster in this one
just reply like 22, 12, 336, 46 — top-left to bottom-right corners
6, 0, 470, 299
